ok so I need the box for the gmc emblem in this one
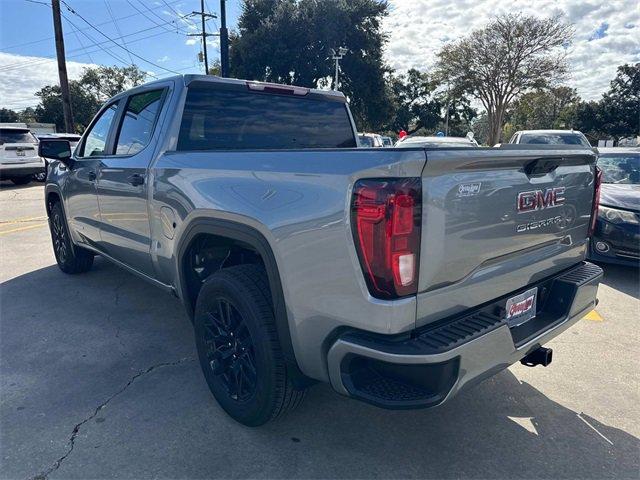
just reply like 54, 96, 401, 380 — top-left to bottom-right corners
517, 187, 565, 213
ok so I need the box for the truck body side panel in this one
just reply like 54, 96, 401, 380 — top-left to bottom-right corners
149, 148, 427, 381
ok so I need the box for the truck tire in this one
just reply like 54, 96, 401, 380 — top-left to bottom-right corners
49, 201, 94, 274
194, 264, 306, 426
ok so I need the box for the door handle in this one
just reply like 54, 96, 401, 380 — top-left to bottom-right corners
128, 174, 145, 186
88, 171, 96, 181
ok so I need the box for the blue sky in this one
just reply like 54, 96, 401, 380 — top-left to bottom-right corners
1, 0, 639, 111
0, 0, 241, 109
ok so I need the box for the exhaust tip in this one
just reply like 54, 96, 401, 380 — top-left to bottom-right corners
520, 346, 553, 367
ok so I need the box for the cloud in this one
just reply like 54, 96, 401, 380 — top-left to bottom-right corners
157, 55, 170, 63
0, 52, 96, 110
384, 0, 640, 100
185, 38, 198, 46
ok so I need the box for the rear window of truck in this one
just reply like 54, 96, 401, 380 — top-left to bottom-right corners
177, 86, 357, 150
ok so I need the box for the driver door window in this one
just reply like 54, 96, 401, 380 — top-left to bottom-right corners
80, 103, 118, 157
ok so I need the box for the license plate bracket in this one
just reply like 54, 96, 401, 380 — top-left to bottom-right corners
505, 287, 538, 327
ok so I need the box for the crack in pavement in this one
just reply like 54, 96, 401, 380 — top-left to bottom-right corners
29, 357, 195, 480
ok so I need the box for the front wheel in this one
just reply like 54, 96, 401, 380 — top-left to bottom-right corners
194, 264, 306, 426
49, 202, 94, 274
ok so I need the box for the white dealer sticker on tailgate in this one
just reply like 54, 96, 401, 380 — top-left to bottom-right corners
505, 287, 537, 327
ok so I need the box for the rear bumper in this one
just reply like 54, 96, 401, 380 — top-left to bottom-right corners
326, 261, 603, 409
0, 162, 45, 178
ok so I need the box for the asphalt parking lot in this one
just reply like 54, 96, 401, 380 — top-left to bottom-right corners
1, 182, 639, 480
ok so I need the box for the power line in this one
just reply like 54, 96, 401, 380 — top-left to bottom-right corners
62, 13, 137, 69
4, 0, 186, 50
104, 0, 135, 66
60, 0, 181, 75
68, 18, 95, 64
161, 0, 198, 32
0, 28, 173, 73
125, 0, 187, 35
135, 0, 190, 33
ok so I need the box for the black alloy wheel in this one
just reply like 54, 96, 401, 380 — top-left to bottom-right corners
48, 201, 94, 274
194, 264, 306, 426
201, 298, 257, 402
51, 208, 69, 264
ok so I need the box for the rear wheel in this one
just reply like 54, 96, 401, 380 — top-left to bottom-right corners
11, 176, 31, 185
194, 264, 306, 426
49, 201, 94, 274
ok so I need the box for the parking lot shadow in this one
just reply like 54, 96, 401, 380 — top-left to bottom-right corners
598, 262, 640, 298
1, 259, 638, 479
0, 179, 41, 190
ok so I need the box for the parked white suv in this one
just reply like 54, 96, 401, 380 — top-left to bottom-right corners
0, 126, 44, 185
509, 129, 591, 148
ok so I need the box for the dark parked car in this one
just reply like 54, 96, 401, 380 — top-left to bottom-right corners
589, 148, 639, 266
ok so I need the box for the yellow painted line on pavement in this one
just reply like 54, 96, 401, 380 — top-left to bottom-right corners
583, 310, 604, 322
0, 215, 47, 225
0, 222, 47, 236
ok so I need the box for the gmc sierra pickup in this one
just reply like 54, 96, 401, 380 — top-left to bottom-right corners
39, 75, 603, 426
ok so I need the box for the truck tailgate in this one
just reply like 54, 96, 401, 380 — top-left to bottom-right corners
416, 147, 597, 328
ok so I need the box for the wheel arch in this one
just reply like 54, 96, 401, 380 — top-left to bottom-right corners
175, 217, 310, 386
44, 184, 64, 216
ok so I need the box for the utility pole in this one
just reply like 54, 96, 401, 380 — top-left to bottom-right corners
330, 47, 348, 91
219, 0, 229, 77
444, 81, 450, 136
51, 0, 73, 132
188, 1, 217, 75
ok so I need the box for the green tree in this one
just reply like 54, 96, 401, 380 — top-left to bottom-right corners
0, 108, 20, 123
436, 93, 477, 136
561, 64, 639, 143
79, 65, 147, 102
230, 0, 393, 130
598, 63, 639, 140
385, 69, 477, 136
437, 14, 574, 145
19, 107, 37, 123
503, 86, 580, 139
32, 65, 147, 132
386, 69, 440, 133
34, 81, 101, 133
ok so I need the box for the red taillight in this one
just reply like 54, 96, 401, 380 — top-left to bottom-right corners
351, 178, 422, 299
589, 166, 603, 236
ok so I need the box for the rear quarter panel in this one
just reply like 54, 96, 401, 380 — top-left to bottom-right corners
150, 148, 426, 381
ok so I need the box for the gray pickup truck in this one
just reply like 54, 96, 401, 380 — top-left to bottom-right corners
39, 75, 603, 426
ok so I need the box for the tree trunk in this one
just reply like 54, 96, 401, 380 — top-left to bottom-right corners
487, 106, 506, 146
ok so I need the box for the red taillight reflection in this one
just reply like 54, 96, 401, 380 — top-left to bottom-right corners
351, 178, 422, 299
589, 166, 602, 236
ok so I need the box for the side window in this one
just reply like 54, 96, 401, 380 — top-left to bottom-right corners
114, 89, 164, 155
81, 103, 118, 157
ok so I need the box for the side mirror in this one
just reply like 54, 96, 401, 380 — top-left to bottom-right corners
38, 139, 73, 166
